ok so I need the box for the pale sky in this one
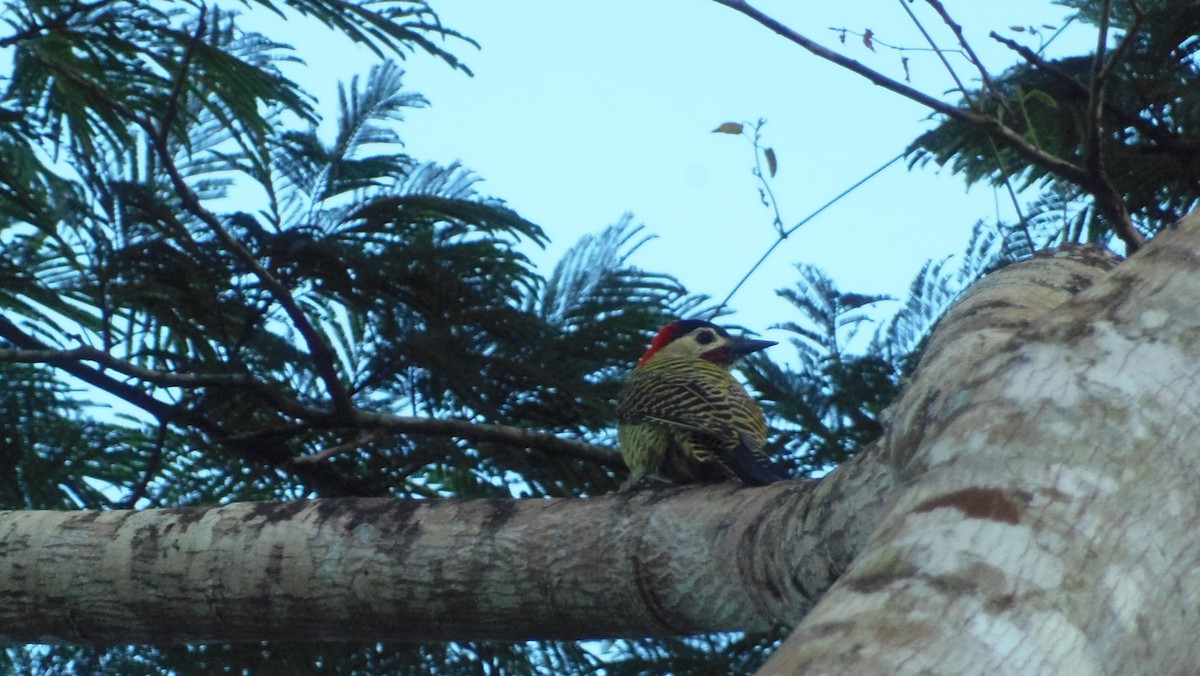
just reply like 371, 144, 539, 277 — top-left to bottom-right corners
271, 1, 1094, 343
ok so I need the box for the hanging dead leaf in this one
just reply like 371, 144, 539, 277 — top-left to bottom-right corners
764, 147, 777, 177
713, 122, 744, 135
863, 29, 875, 51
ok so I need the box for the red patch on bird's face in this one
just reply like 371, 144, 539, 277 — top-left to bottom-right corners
637, 322, 684, 366
699, 346, 732, 365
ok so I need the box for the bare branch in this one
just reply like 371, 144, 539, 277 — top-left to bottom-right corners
1085, 0, 1112, 181
157, 8, 208, 146
989, 31, 1167, 146
0, 343, 620, 468
922, 0, 1003, 104
293, 431, 386, 464
0, 344, 326, 421
0, 317, 182, 425
348, 409, 622, 468
0, 317, 364, 495
712, 0, 1092, 187
901, 0, 1032, 248
899, 0, 971, 103
1082, 0, 1143, 251
1099, 1, 1146, 83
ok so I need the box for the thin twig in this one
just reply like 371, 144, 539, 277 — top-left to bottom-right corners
348, 409, 622, 468
1082, 0, 1143, 251
1098, 1, 1145, 83
989, 32, 1162, 145
922, 0, 1003, 103
118, 422, 168, 509
900, 0, 1032, 250
828, 27, 967, 59
293, 431, 386, 464
899, 0, 971, 103
714, 152, 904, 314
157, 8, 208, 146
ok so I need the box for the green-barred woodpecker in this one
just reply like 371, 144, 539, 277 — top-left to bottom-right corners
617, 319, 786, 487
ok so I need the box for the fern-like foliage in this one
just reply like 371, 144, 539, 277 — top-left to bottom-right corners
736, 265, 897, 475
908, 1, 1200, 243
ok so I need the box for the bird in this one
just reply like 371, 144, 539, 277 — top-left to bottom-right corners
617, 319, 787, 487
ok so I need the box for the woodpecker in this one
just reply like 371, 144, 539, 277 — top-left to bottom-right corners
617, 319, 786, 487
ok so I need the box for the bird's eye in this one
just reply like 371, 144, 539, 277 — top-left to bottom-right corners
695, 330, 715, 345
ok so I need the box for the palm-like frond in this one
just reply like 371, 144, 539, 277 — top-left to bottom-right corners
240, 0, 479, 72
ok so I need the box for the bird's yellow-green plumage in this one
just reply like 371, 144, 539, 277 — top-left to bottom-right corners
617, 319, 784, 486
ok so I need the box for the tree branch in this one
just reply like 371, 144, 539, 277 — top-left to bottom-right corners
346, 409, 622, 468
1098, 0, 1145, 83
922, 0, 1002, 103
0, 343, 620, 468
988, 30, 1181, 151
0, 345, 325, 420
156, 7, 208, 147
1086, 0, 1112, 185
712, 0, 1092, 188
1081, 0, 1143, 251
0, 486, 820, 643
294, 431, 386, 464
0, 318, 184, 425
0, 318, 367, 496
141, 127, 354, 411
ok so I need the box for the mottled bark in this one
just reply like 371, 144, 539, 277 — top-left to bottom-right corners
0, 477, 885, 644
764, 212, 1200, 673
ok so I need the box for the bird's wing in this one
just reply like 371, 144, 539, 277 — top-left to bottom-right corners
713, 431, 787, 486
618, 358, 786, 484
617, 361, 742, 440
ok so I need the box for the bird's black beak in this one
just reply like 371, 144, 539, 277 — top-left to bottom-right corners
727, 337, 777, 357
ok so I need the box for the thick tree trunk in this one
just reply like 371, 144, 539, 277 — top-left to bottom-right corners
762, 211, 1200, 673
